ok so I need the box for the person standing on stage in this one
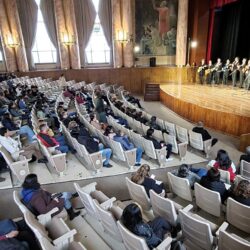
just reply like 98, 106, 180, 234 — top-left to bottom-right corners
222, 59, 231, 85
206, 60, 213, 85
198, 59, 207, 85
239, 58, 247, 88
213, 58, 223, 84
244, 59, 250, 90
231, 57, 240, 87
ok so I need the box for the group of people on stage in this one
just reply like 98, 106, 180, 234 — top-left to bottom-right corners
198, 57, 250, 89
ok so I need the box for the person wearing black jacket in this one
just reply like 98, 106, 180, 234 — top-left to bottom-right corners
121, 203, 172, 249
200, 168, 228, 203
144, 128, 172, 160
239, 146, 250, 163
192, 121, 218, 146
131, 164, 164, 197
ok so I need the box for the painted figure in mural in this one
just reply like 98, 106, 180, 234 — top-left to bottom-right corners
152, 0, 170, 40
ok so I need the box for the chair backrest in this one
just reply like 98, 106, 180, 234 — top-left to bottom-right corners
164, 121, 176, 137
163, 133, 178, 154
194, 183, 221, 217
218, 230, 250, 250
167, 172, 193, 201
40, 237, 58, 250
176, 125, 188, 143
226, 197, 250, 233
125, 177, 151, 211
13, 190, 29, 214
179, 209, 214, 250
153, 129, 164, 142
110, 140, 126, 161
142, 138, 157, 159
117, 221, 149, 250
0, 145, 14, 164
73, 182, 99, 219
24, 211, 49, 240
149, 190, 178, 226
189, 130, 204, 151
240, 160, 250, 179
93, 200, 123, 242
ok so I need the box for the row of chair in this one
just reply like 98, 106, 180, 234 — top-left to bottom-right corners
119, 90, 213, 158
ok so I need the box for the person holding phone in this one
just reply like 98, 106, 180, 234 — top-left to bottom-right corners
21, 174, 80, 220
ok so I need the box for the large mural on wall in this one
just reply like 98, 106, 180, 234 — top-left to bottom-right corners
135, 0, 178, 56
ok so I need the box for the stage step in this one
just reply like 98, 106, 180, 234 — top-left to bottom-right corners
144, 83, 160, 101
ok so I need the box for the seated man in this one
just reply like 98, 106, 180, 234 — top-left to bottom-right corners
113, 130, 143, 166
192, 121, 218, 146
239, 146, 250, 163
1, 113, 36, 143
63, 87, 75, 99
0, 127, 47, 163
146, 116, 161, 130
124, 91, 143, 109
21, 174, 80, 220
144, 128, 173, 161
37, 124, 75, 154
71, 126, 113, 168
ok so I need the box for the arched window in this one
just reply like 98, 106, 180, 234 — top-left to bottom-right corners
32, 0, 57, 64
85, 0, 111, 64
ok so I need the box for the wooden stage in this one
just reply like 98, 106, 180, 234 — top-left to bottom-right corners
160, 84, 250, 136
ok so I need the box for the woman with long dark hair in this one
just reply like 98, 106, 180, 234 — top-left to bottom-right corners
121, 203, 172, 249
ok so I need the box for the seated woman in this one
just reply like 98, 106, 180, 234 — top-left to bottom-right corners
146, 116, 161, 130
200, 168, 228, 203
144, 128, 172, 161
208, 149, 236, 182
173, 164, 201, 189
103, 126, 117, 139
114, 130, 143, 166
21, 174, 80, 220
89, 113, 106, 132
131, 164, 164, 196
121, 203, 172, 249
229, 180, 250, 206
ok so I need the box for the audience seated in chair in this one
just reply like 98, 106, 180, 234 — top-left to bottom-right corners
113, 130, 143, 166
239, 146, 250, 163
172, 164, 201, 189
228, 180, 250, 206
21, 174, 80, 220
0, 218, 39, 249
131, 164, 164, 197
1, 113, 36, 143
89, 113, 105, 132
37, 124, 75, 154
208, 149, 236, 182
121, 203, 173, 249
192, 121, 218, 146
200, 167, 229, 203
144, 128, 173, 161
0, 127, 47, 163
146, 116, 161, 130
124, 91, 143, 109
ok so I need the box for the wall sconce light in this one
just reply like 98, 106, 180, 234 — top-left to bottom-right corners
62, 33, 75, 46
6, 34, 20, 48
190, 40, 198, 48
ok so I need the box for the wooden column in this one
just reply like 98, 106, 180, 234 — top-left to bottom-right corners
122, 0, 134, 67
54, 0, 70, 69
63, 0, 80, 69
176, 0, 188, 66
0, 0, 17, 72
5, 0, 28, 72
112, 0, 123, 67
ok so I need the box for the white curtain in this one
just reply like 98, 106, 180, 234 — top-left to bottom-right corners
74, 0, 96, 65
39, 0, 59, 65
98, 0, 112, 48
16, 0, 38, 70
